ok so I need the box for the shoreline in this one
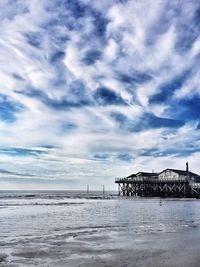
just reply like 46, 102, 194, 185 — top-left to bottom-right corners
1, 195, 200, 266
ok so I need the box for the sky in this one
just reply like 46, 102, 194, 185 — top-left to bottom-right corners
0, 0, 200, 190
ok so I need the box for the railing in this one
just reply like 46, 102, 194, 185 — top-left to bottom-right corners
115, 177, 143, 182
191, 182, 200, 188
115, 177, 188, 183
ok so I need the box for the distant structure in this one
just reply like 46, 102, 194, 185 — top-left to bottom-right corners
87, 184, 89, 194
115, 163, 200, 198
103, 184, 105, 195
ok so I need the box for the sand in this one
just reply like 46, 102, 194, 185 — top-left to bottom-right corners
1, 195, 200, 266
4, 229, 199, 267
55, 229, 200, 267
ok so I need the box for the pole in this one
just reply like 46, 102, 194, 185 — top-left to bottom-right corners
103, 184, 105, 195
87, 184, 89, 194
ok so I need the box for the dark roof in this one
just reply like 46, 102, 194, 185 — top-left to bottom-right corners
126, 173, 136, 178
136, 172, 158, 176
126, 172, 158, 178
160, 169, 200, 177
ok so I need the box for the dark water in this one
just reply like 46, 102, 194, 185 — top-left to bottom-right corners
1, 191, 200, 266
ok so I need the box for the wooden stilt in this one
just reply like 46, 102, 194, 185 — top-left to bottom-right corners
115, 178, 200, 198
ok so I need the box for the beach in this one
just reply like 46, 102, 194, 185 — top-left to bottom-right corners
55, 229, 200, 267
1, 191, 200, 266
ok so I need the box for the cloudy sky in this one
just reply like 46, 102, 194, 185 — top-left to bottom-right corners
0, 0, 200, 190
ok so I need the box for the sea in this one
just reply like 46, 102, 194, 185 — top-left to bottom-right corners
1, 191, 200, 266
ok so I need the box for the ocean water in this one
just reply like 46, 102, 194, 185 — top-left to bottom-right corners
1, 191, 200, 266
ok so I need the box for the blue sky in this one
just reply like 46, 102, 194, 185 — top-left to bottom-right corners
0, 0, 200, 190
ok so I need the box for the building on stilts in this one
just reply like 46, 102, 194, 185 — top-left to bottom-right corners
115, 162, 200, 198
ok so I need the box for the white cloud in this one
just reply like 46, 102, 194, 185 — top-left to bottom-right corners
0, 0, 200, 189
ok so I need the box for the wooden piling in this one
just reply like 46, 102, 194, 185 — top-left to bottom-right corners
115, 178, 200, 198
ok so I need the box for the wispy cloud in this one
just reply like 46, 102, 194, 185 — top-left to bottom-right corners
0, 0, 200, 189
0, 168, 34, 177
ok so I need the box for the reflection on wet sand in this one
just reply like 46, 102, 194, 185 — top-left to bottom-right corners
0, 191, 200, 266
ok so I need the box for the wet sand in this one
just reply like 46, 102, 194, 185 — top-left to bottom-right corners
1, 194, 200, 266
61, 229, 200, 267
1, 228, 200, 267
